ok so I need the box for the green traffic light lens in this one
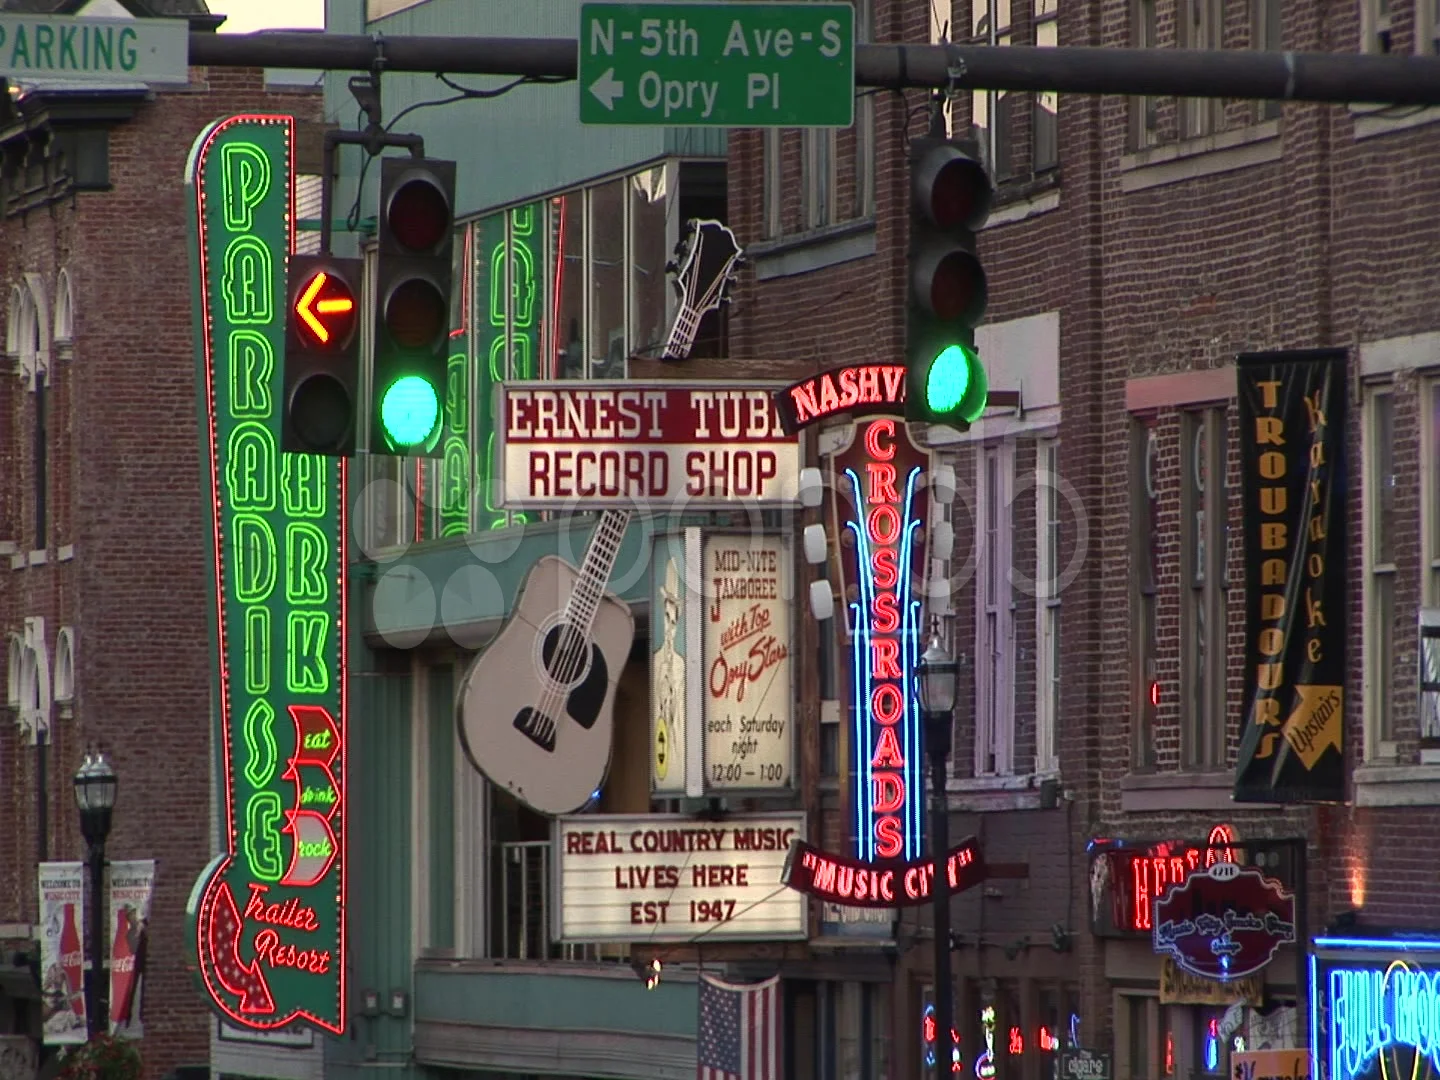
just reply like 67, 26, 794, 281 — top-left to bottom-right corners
927, 345, 972, 413
379, 375, 440, 449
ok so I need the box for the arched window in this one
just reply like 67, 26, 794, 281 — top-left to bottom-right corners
53, 269, 73, 356
5, 632, 22, 709
6, 284, 24, 363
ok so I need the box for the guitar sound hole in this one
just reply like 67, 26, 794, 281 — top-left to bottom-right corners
543, 624, 591, 686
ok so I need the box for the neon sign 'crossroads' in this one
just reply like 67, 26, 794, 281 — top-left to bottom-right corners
185, 115, 348, 1035
840, 418, 926, 862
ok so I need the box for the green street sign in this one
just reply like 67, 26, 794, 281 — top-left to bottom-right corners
185, 115, 349, 1036
0, 14, 189, 83
579, 2, 855, 128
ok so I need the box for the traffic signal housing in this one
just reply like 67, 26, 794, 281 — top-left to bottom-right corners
283, 255, 362, 456
905, 137, 994, 431
371, 156, 456, 456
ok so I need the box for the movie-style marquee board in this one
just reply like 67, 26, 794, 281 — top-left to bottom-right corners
494, 380, 801, 509
184, 114, 348, 1036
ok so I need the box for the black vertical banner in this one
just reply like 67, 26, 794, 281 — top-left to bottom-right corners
1234, 349, 1348, 803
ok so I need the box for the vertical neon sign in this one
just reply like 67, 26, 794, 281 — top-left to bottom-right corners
438, 224, 472, 537
184, 115, 347, 1035
475, 202, 539, 530
835, 418, 928, 862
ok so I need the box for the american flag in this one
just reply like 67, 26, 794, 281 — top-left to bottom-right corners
697, 973, 781, 1080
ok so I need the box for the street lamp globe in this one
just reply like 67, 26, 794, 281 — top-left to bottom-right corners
74, 752, 118, 848
917, 635, 958, 716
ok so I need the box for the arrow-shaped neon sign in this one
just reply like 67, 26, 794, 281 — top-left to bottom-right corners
296, 271, 354, 345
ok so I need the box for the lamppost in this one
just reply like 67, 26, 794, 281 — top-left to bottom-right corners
73, 752, 117, 1039
918, 634, 959, 1076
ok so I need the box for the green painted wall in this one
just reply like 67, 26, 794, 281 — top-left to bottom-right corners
325, 591, 418, 1080
414, 967, 698, 1034
322, 0, 725, 237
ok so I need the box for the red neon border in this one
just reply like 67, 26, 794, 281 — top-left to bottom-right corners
191, 113, 349, 1035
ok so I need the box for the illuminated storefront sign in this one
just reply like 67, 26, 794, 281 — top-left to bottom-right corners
554, 814, 807, 942
835, 417, 929, 861
184, 115, 347, 1035
774, 362, 907, 433
438, 226, 472, 538
1313, 938, 1440, 1080
496, 382, 800, 508
1152, 863, 1296, 982
783, 837, 984, 908
1089, 825, 1239, 935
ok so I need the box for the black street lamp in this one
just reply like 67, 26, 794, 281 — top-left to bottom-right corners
73, 752, 117, 1040
918, 634, 959, 1077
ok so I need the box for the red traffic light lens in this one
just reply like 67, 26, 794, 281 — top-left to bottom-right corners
384, 277, 447, 350
931, 157, 991, 230
289, 372, 353, 453
921, 249, 990, 325
293, 269, 357, 349
387, 176, 450, 252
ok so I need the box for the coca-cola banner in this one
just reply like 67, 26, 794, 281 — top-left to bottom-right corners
37, 861, 86, 1046
108, 860, 155, 1039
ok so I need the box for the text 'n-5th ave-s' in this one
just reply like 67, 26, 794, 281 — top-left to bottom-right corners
579, 2, 855, 128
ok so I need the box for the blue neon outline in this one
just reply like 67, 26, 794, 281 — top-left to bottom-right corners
845, 467, 875, 860
1308, 953, 1319, 1080
844, 462, 927, 863
897, 465, 923, 860
1316, 937, 1440, 952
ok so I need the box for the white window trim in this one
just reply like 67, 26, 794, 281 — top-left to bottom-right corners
1360, 0, 1394, 54
1420, 0, 1440, 55
1424, 377, 1440, 608
1363, 383, 1398, 761
974, 441, 1015, 778
1035, 439, 1061, 775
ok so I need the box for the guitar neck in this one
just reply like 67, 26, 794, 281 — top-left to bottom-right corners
663, 304, 701, 359
564, 509, 632, 632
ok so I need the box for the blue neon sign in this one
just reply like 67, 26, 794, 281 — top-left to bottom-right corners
1326, 960, 1440, 1080
842, 416, 927, 862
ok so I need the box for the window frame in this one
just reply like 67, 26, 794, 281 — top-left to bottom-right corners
1130, 0, 1160, 148
1252, 0, 1284, 119
1035, 438, 1061, 775
975, 440, 1016, 778
1419, 0, 1440, 55
1131, 420, 1159, 770
1360, 0, 1394, 54
1033, 0, 1060, 170
972, 0, 1015, 179
1363, 382, 1398, 758
1179, 408, 1227, 769
1179, 0, 1225, 137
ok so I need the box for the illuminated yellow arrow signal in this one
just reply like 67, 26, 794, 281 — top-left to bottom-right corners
295, 270, 356, 345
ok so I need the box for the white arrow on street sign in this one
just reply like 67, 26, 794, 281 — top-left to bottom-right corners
589, 67, 624, 111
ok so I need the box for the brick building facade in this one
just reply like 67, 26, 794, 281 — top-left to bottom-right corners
0, 11, 324, 1074
729, 0, 1440, 1077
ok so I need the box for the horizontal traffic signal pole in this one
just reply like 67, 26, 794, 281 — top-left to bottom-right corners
188, 32, 1440, 105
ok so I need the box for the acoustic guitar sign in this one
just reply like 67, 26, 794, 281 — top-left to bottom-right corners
184, 115, 348, 1036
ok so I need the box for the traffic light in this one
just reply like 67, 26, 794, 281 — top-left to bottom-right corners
371, 156, 456, 456
283, 255, 362, 456
905, 136, 994, 430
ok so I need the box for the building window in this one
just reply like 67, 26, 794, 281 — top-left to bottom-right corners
1131, 0, 1159, 148
1361, 0, 1394, 52
1195, 1011, 1227, 1076
1253, 0, 1284, 118
1179, 0, 1224, 137
1125, 996, 1157, 1080
1035, 439, 1061, 774
589, 178, 627, 379
1180, 409, 1227, 769
549, 191, 585, 379
852, 0, 876, 219
972, 0, 1015, 179
803, 128, 834, 230
1364, 385, 1397, 754
631, 165, 672, 362
763, 129, 784, 238
1420, 0, 1440, 54
1034, 0, 1059, 169
1132, 420, 1159, 769
975, 442, 1015, 777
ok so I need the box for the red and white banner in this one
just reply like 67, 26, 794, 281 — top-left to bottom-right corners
37, 862, 85, 1046
108, 860, 155, 1039
496, 381, 801, 509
